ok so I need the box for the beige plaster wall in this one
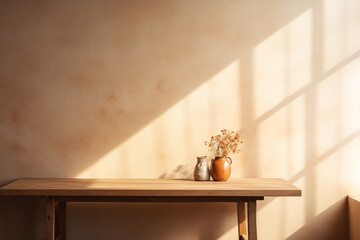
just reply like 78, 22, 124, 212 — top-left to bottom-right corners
1, 0, 360, 239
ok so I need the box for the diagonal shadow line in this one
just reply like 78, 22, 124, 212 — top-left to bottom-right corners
253, 49, 360, 126
254, 83, 312, 126
255, 49, 360, 225
285, 197, 349, 240
242, 5, 360, 239
289, 129, 360, 183
322, 50, 360, 80
257, 129, 360, 213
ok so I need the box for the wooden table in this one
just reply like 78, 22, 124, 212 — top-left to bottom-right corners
0, 178, 301, 240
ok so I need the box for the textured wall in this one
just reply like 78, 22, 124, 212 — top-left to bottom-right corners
1, 0, 360, 239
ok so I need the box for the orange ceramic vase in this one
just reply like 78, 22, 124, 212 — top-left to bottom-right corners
211, 157, 232, 181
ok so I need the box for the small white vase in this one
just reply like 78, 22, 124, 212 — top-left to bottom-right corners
194, 156, 210, 181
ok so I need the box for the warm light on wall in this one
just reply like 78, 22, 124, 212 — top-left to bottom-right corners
76, 60, 242, 179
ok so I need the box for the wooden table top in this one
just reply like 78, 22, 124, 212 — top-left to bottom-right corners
0, 178, 301, 197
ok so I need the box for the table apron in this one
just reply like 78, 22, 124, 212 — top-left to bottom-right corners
52, 196, 264, 202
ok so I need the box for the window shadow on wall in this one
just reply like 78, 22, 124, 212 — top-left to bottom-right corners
5, 0, 360, 239
286, 197, 349, 240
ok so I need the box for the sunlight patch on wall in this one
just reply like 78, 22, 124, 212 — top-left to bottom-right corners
76, 60, 242, 178
338, 58, 360, 195
253, 9, 312, 178
257, 94, 306, 178
258, 175, 306, 239
283, 177, 307, 238
340, 58, 360, 136
313, 56, 360, 214
323, 0, 360, 73
342, 137, 360, 195
253, 9, 311, 120
315, 72, 343, 158
314, 152, 347, 214
347, 0, 360, 56
315, 58, 360, 158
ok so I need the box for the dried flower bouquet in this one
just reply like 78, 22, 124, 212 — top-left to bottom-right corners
205, 129, 243, 158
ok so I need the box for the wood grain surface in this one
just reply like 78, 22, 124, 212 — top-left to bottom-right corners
0, 178, 301, 197
45, 197, 55, 240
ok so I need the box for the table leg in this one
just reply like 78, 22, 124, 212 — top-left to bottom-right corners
45, 197, 55, 240
237, 202, 247, 240
56, 201, 67, 240
247, 200, 257, 240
